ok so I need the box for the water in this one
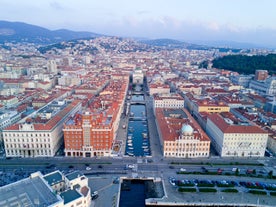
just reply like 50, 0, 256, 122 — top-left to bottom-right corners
125, 98, 151, 157
119, 180, 146, 207
131, 95, 144, 102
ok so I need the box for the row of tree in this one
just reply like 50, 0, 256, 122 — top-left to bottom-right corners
211, 54, 276, 75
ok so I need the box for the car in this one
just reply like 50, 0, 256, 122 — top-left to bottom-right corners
91, 191, 99, 200
86, 167, 91, 171
180, 168, 186, 172
113, 177, 120, 184
127, 164, 134, 169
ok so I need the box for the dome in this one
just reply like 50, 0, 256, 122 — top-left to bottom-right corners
181, 124, 194, 135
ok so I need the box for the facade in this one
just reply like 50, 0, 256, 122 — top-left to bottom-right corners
155, 108, 210, 158
132, 68, 144, 85
149, 83, 170, 95
206, 113, 268, 157
178, 85, 202, 95
3, 100, 81, 157
249, 77, 276, 96
230, 74, 253, 88
255, 70, 268, 81
63, 78, 128, 157
153, 93, 184, 109
0, 171, 91, 207
184, 93, 230, 115
63, 111, 116, 157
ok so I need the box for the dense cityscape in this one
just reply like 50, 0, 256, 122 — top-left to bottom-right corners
0, 33, 275, 207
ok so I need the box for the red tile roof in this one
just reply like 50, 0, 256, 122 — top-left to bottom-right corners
208, 113, 267, 134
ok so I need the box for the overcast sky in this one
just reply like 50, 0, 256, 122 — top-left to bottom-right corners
1, 0, 276, 47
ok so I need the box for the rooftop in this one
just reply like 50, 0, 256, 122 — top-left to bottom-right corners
43, 171, 63, 186
60, 189, 82, 204
0, 173, 61, 207
66, 171, 84, 181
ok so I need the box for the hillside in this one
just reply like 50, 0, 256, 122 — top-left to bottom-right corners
0, 20, 100, 44
212, 54, 276, 75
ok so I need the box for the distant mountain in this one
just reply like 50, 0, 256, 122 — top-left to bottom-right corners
0, 20, 101, 44
140, 38, 187, 47
189, 40, 265, 49
139, 38, 240, 51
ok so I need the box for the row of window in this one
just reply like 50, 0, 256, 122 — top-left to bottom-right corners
165, 142, 208, 146
6, 143, 51, 149
165, 152, 208, 157
4, 133, 51, 138
6, 149, 52, 156
165, 148, 209, 152
4, 138, 51, 143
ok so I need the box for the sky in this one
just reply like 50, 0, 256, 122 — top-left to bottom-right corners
1, 0, 276, 47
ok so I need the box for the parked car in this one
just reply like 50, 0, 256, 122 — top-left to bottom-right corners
91, 191, 99, 200
180, 168, 186, 172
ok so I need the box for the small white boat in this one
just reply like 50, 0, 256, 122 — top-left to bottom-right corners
142, 146, 148, 149
128, 147, 134, 150
142, 133, 147, 138
127, 152, 134, 156
127, 140, 132, 144
128, 143, 133, 147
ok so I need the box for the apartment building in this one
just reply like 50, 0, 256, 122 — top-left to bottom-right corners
3, 100, 81, 157
206, 112, 268, 157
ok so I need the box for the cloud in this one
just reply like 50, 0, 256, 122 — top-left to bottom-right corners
49, 1, 64, 10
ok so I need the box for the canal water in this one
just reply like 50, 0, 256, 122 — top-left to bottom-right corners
125, 95, 151, 157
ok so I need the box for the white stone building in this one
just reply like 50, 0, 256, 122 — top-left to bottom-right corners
206, 113, 268, 157
3, 100, 81, 157
0, 170, 91, 207
153, 93, 184, 109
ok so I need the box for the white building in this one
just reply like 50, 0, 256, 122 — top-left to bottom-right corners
249, 77, 276, 96
132, 68, 144, 85
0, 171, 91, 207
155, 108, 210, 158
149, 83, 170, 95
153, 93, 184, 109
206, 113, 268, 157
3, 100, 81, 157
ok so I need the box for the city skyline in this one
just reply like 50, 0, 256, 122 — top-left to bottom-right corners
1, 0, 276, 48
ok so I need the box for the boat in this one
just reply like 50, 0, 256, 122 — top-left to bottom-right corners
127, 152, 134, 156
142, 146, 148, 149
130, 112, 134, 117
143, 148, 149, 152
128, 147, 134, 150
142, 133, 147, 138
127, 135, 132, 140
128, 143, 133, 147
142, 142, 148, 146
129, 127, 134, 132
127, 140, 132, 144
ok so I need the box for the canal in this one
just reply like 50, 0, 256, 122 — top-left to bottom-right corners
125, 95, 151, 157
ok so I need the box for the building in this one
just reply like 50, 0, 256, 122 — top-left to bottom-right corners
153, 93, 184, 109
230, 74, 253, 88
63, 78, 128, 157
249, 77, 276, 96
155, 108, 210, 158
184, 93, 230, 115
255, 70, 268, 81
0, 171, 91, 207
149, 83, 170, 95
3, 100, 81, 157
132, 68, 144, 85
206, 112, 268, 157
63, 110, 116, 157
